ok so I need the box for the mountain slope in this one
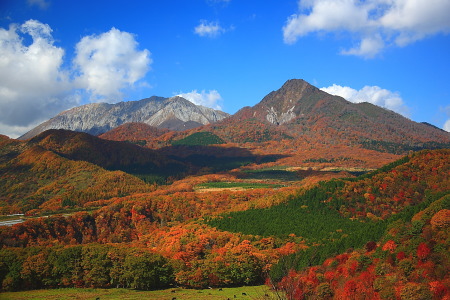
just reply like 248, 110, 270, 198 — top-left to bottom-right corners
98, 122, 171, 147
276, 191, 450, 299
19, 96, 229, 140
205, 79, 449, 154
206, 149, 449, 296
0, 129, 191, 214
234, 79, 449, 143
0, 144, 154, 213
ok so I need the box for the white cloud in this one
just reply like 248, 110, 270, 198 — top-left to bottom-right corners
321, 84, 410, 117
283, 0, 450, 58
27, 0, 50, 9
444, 120, 450, 132
177, 90, 223, 110
283, 0, 369, 43
340, 35, 385, 58
207, 0, 231, 5
380, 0, 450, 46
443, 106, 450, 132
0, 20, 75, 134
194, 20, 226, 38
0, 123, 40, 139
0, 20, 152, 138
73, 28, 151, 102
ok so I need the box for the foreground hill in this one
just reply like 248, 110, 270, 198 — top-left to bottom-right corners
0, 144, 153, 214
0, 129, 283, 215
0, 129, 189, 214
274, 193, 450, 299
19, 96, 229, 140
0, 149, 448, 295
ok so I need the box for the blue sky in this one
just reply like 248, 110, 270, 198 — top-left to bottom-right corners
1, 0, 450, 137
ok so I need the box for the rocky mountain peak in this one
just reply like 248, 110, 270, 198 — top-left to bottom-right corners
19, 96, 229, 140
237, 79, 332, 125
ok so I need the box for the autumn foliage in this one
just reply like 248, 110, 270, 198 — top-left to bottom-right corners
0, 124, 449, 294
273, 192, 450, 300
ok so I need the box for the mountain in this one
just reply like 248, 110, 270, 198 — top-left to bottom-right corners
226, 79, 449, 143
198, 79, 450, 154
20, 79, 449, 150
19, 96, 229, 140
90, 79, 449, 169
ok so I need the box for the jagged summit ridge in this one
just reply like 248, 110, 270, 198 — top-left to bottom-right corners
19, 96, 229, 139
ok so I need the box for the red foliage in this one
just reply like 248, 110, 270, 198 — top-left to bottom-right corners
335, 253, 349, 264
382, 240, 397, 253
396, 251, 406, 261
417, 242, 431, 260
343, 280, 358, 298
324, 270, 335, 282
429, 281, 448, 299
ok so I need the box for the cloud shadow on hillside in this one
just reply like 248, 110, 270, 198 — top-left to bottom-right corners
158, 145, 289, 175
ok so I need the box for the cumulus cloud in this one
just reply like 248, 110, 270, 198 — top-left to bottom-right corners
0, 20, 152, 138
194, 20, 226, 38
0, 20, 75, 132
321, 84, 410, 117
177, 90, 223, 110
74, 28, 151, 102
283, 0, 450, 58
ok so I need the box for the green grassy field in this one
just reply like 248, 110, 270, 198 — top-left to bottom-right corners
195, 181, 284, 190
0, 286, 284, 300
240, 168, 300, 181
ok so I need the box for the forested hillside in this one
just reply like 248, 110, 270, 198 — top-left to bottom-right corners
0, 144, 155, 214
274, 192, 450, 299
0, 130, 192, 214
0, 149, 448, 297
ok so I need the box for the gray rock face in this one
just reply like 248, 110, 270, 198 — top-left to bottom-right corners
265, 106, 296, 125
19, 96, 229, 139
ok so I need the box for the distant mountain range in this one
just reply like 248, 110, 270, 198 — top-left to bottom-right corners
19, 79, 450, 155
19, 96, 229, 140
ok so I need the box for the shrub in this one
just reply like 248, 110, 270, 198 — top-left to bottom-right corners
400, 283, 432, 300
316, 282, 333, 299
